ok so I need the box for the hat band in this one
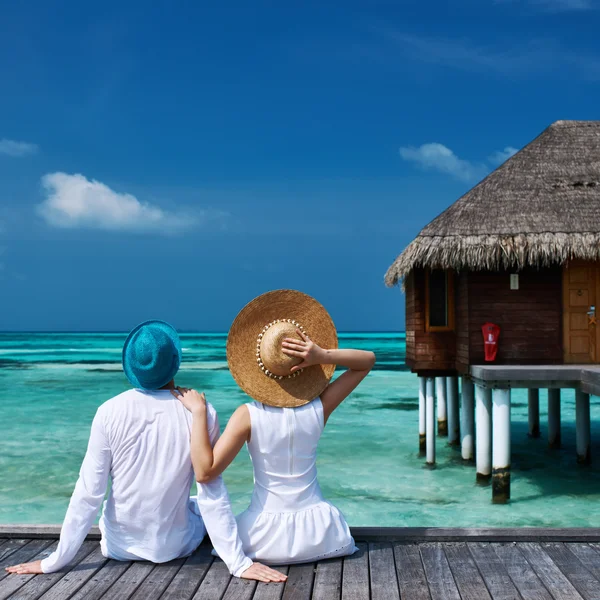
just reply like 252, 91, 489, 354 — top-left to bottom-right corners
256, 319, 307, 380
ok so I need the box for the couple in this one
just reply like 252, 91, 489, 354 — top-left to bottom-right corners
6, 290, 375, 583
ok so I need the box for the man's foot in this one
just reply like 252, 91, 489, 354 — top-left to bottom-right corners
241, 562, 287, 583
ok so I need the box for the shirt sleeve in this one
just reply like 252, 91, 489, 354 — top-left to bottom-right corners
195, 405, 253, 578
41, 407, 111, 573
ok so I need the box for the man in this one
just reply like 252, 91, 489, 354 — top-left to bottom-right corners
6, 320, 286, 583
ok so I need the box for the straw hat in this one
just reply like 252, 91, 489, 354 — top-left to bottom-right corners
226, 290, 338, 408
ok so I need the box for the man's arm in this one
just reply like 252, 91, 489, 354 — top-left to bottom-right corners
193, 404, 253, 577
7, 408, 111, 575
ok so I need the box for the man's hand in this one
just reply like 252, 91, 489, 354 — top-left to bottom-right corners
171, 388, 206, 414
5, 560, 43, 575
240, 562, 287, 583
282, 329, 327, 373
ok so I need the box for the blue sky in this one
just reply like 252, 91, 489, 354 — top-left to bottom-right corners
0, 0, 599, 332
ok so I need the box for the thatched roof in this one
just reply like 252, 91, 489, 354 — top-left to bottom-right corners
385, 120, 600, 287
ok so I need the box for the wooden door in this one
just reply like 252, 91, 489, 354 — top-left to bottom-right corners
563, 261, 600, 363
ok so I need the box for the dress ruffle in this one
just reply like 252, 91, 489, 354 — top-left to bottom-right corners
235, 501, 358, 565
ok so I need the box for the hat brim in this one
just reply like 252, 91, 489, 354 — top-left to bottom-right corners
122, 320, 182, 390
227, 290, 337, 408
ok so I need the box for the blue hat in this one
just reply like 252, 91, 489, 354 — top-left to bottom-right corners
122, 320, 182, 390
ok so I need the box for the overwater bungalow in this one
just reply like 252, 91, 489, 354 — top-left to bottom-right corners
385, 120, 600, 503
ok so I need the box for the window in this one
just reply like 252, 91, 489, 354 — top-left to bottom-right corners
425, 269, 455, 331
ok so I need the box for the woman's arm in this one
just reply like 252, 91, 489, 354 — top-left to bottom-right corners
282, 331, 375, 424
173, 389, 250, 482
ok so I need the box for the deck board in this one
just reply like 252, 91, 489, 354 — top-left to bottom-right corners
368, 543, 398, 600
517, 542, 583, 600
492, 542, 553, 600
443, 542, 492, 600
2, 535, 600, 599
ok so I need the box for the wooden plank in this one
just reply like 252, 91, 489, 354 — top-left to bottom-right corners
492, 542, 553, 600
0, 540, 54, 583
443, 543, 492, 600
311, 559, 341, 600
0, 526, 101, 540
281, 563, 315, 600
419, 543, 461, 600
566, 544, 600, 581
0, 542, 57, 600
36, 546, 108, 600
192, 559, 231, 600
221, 576, 257, 600
127, 557, 185, 600
0, 540, 31, 563
342, 543, 368, 600
99, 561, 155, 600
68, 560, 132, 600
2, 540, 96, 600
350, 527, 600, 543
393, 543, 431, 600
369, 543, 399, 600
540, 543, 600, 600
517, 543, 583, 600
253, 566, 289, 600
468, 542, 522, 600
159, 546, 214, 600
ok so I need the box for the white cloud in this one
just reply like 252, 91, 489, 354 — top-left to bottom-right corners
0, 138, 39, 157
399, 143, 488, 183
400, 143, 519, 182
375, 31, 600, 81
488, 146, 519, 165
37, 172, 200, 233
496, 0, 593, 11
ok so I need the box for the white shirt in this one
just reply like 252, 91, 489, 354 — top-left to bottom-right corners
41, 389, 252, 577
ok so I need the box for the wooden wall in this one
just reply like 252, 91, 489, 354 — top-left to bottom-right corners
404, 268, 456, 373
463, 267, 563, 368
404, 266, 563, 374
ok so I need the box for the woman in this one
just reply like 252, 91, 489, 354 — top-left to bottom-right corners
174, 290, 375, 565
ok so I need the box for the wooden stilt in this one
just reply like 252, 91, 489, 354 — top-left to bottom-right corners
426, 377, 436, 466
460, 377, 474, 462
528, 388, 540, 438
475, 384, 492, 483
418, 377, 426, 455
575, 390, 591, 465
492, 388, 511, 504
447, 376, 460, 447
547, 388, 561, 449
436, 377, 448, 436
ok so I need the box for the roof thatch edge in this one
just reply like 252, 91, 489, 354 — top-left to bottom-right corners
384, 232, 600, 287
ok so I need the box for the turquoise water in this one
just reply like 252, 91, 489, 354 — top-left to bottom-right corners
1, 332, 600, 527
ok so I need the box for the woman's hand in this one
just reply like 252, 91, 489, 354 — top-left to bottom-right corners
171, 388, 206, 414
281, 329, 327, 373
5, 560, 43, 575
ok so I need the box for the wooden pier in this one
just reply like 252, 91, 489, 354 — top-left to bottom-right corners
2, 526, 600, 599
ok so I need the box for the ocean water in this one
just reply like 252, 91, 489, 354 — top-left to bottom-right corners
1, 332, 600, 527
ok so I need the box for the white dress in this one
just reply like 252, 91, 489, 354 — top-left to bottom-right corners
235, 398, 357, 564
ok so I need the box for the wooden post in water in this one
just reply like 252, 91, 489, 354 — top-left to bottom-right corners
528, 388, 540, 438
492, 388, 511, 504
436, 377, 448, 436
418, 377, 426, 455
447, 376, 460, 447
575, 390, 591, 465
475, 384, 492, 483
547, 388, 561, 449
426, 377, 436, 466
460, 377, 474, 461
